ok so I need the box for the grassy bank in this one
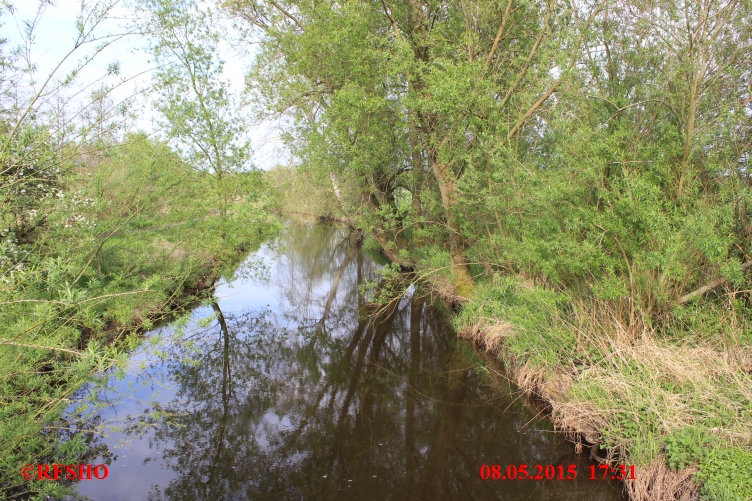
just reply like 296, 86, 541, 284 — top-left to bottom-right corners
447, 274, 752, 501
0, 134, 279, 500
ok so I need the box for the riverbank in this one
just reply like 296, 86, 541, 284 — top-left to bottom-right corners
418, 270, 752, 501
0, 135, 280, 500
0, 224, 278, 501
269, 204, 752, 500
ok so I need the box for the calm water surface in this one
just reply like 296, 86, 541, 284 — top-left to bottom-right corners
70, 223, 625, 501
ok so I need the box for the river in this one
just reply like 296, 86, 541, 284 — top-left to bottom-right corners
70, 222, 625, 501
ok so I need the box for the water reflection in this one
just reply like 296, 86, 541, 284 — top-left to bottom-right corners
73, 223, 624, 501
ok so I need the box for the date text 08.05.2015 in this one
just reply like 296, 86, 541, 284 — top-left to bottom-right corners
479, 464, 636, 481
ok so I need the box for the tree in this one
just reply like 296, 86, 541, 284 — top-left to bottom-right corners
230, 0, 752, 318
228, 0, 605, 296
140, 0, 251, 221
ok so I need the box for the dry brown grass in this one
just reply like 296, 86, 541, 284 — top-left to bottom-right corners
624, 461, 698, 501
570, 319, 752, 450
465, 319, 515, 352
460, 296, 752, 501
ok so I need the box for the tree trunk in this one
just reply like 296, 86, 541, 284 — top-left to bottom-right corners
431, 161, 474, 297
409, 120, 424, 240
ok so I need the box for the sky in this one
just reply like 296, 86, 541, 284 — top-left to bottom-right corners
2, 0, 284, 170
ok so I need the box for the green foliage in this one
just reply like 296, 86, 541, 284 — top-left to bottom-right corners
664, 427, 717, 471
0, 125, 61, 237
141, 0, 253, 221
696, 446, 752, 501
453, 276, 574, 369
236, 0, 752, 326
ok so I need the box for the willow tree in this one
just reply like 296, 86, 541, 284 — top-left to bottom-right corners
584, 0, 752, 312
141, 0, 251, 221
464, 0, 752, 317
227, 0, 604, 296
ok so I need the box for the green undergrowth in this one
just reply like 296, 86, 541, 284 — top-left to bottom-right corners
0, 134, 279, 500
453, 275, 752, 501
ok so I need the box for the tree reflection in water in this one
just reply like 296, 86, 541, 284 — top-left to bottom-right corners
74, 223, 624, 501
